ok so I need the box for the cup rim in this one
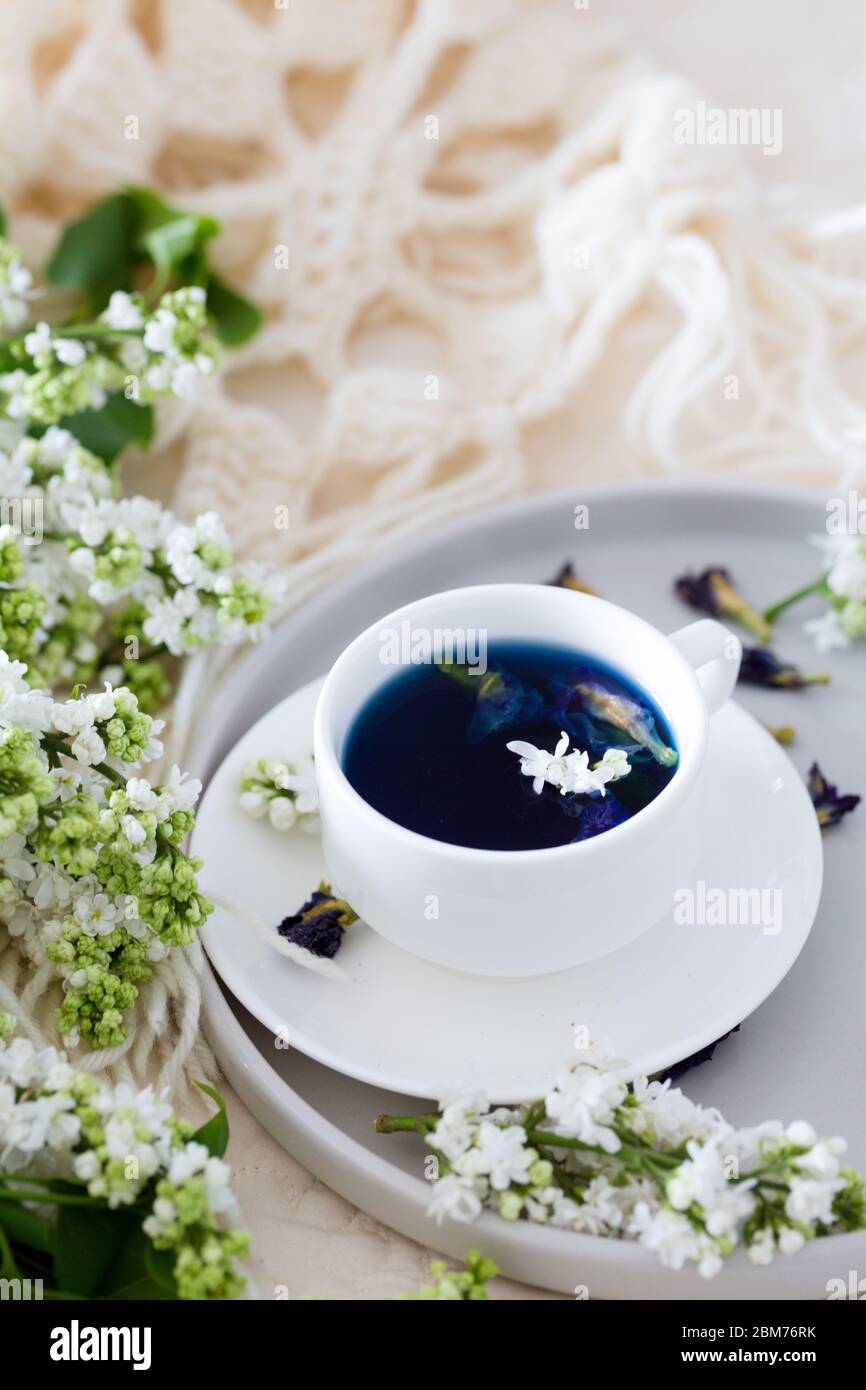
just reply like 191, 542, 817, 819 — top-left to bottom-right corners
313, 583, 708, 863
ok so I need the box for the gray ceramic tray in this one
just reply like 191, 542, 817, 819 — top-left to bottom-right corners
193, 481, 866, 1299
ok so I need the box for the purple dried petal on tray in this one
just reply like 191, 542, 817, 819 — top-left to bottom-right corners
658, 1026, 741, 1084
675, 566, 771, 642
739, 646, 829, 689
277, 883, 358, 958
548, 562, 597, 595
807, 763, 861, 830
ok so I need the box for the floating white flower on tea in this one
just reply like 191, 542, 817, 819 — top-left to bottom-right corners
506, 731, 631, 798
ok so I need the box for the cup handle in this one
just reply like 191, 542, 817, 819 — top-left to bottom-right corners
667, 619, 742, 715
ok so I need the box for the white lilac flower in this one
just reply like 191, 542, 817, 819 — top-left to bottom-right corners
0, 242, 37, 330
381, 1054, 866, 1280
167, 1140, 211, 1184
88, 683, 117, 720
628, 1076, 725, 1147
506, 731, 571, 794
170, 361, 202, 398
791, 536, 866, 649
748, 1229, 776, 1266
795, 1137, 846, 1180
29, 864, 75, 914
544, 1063, 626, 1153
804, 609, 850, 652
0, 686, 211, 1047
100, 291, 144, 330
785, 1176, 844, 1226
73, 892, 121, 937
0, 1036, 46, 1087
268, 797, 297, 831
125, 777, 158, 813
15, 1091, 80, 1152
238, 754, 317, 830
593, 746, 632, 784
454, 1120, 535, 1190
427, 1174, 485, 1224
0, 655, 53, 731
825, 537, 866, 603
69, 726, 106, 766
239, 790, 267, 819
165, 512, 230, 587
121, 815, 148, 846
628, 1202, 703, 1271
666, 1137, 735, 1212
570, 1175, 629, 1235
0, 833, 35, 885
703, 1184, 757, 1240
54, 338, 86, 367
52, 697, 94, 736
23, 322, 52, 361
561, 747, 598, 794
778, 1227, 806, 1256
276, 756, 317, 815
428, 1090, 486, 1162
507, 733, 630, 798
143, 309, 177, 356
0, 1067, 253, 1300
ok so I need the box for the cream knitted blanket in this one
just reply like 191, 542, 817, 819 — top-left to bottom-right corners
1, 0, 864, 1104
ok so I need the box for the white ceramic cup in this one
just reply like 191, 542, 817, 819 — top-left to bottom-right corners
313, 584, 741, 977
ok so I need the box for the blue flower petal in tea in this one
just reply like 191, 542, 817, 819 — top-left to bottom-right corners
807, 762, 861, 830
570, 797, 629, 841
436, 660, 543, 742
277, 881, 358, 959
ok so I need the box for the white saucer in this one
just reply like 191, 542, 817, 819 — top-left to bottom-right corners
194, 676, 822, 1103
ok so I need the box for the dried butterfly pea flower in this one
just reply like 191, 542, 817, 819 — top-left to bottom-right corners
549, 562, 597, 596
766, 725, 796, 745
277, 881, 358, 958
573, 681, 678, 767
739, 646, 829, 689
675, 566, 771, 642
660, 1026, 741, 1083
807, 764, 861, 830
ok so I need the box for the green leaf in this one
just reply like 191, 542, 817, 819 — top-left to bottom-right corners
143, 216, 207, 278
55, 1206, 137, 1297
127, 187, 220, 293
192, 1081, 230, 1158
144, 1241, 179, 1296
46, 193, 136, 299
0, 204, 6, 237
206, 274, 262, 345
0, 1219, 19, 1278
0, 1199, 52, 1254
58, 394, 154, 463
44, 186, 260, 349
98, 1225, 176, 1301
